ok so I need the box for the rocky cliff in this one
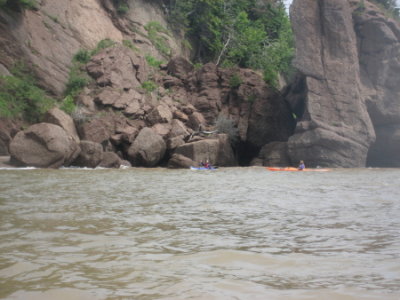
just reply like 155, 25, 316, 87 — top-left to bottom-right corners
0, 0, 294, 168
353, 0, 400, 167
1, 0, 399, 168
281, 0, 400, 167
0, 0, 186, 96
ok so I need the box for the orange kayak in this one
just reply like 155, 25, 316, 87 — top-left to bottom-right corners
267, 167, 331, 172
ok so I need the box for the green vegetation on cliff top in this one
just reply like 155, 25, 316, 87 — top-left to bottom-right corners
166, 0, 294, 86
0, 0, 38, 10
372, 0, 400, 18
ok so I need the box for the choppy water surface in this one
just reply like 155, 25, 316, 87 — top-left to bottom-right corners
0, 167, 399, 300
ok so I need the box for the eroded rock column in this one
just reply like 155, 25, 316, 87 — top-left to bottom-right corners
288, 0, 375, 167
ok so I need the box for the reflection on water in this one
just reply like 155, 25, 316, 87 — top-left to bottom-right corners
0, 167, 399, 299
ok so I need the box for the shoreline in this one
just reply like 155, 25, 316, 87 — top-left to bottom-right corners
0, 156, 13, 168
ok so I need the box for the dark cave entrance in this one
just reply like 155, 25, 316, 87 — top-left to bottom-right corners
235, 141, 260, 166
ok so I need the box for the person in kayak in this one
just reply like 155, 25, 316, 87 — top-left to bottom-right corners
204, 159, 212, 169
298, 160, 305, 170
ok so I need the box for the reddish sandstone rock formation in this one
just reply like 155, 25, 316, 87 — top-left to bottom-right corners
9, 123, 80, 168
78, 115, 119, 145
167, 153, 196, 169
173, 134, 236, 167
72, 140, 103, 168
86, 45, 148, 90
43, 107, 80, 143
0, 119, 21, 155
98, 151, 121, 168
0, 0, 123, 96
127, 127, 166, 167
287, 0, 376, 167
251, 142, 291, 167
352, 0, 400, 167
167, 56, 194, 80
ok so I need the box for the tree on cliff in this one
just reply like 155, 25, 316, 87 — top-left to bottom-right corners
372, 0, 400, 17
165, 0, 294, 86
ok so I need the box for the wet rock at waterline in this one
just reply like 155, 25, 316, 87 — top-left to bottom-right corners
98, 151, 122, 168
173, 134, 236, 167
72, 141, 103, 168
127, 128, 166, 167
9, 123, 80, 168
167, 153, 196, 169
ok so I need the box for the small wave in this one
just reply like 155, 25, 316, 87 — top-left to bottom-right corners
0, 166, 37, 170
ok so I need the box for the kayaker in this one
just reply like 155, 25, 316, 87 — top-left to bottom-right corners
204, 160, 210, 169
298, 160, 305, 170
200, 160, 205, 167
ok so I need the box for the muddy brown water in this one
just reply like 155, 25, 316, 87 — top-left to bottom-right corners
0, 167, 399, 299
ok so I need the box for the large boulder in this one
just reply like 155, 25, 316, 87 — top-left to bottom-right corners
151, 123, 172, 138
167, 136, 185, 151
43, 107, 80, 142
188, 112, 207, 131
98, 151, 121, 168
147, 104, 173, 125
86, 45, 148, 90
72, 140, 103, 168
174, 139, 219, 165
169, 119, 190, 138
173, 134, 236, 167
167, 153, 196, 169
127, 127, 166, 167
288, 0, 375, 167
78, 114, 123, 144
94, 88, 146, 117
9, 123, 80, 168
